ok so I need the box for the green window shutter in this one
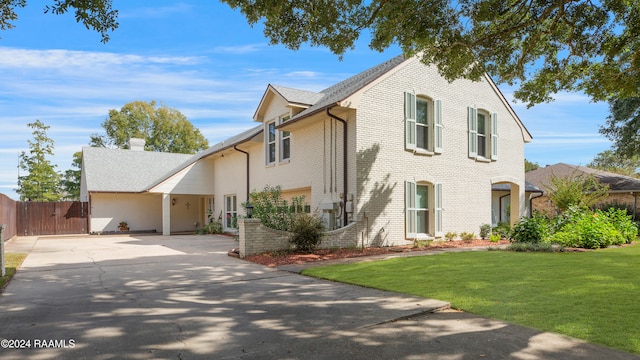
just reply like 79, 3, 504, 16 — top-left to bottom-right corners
468, 107, 477, 158
434, 183, 443, 236
434, 99, 443, 153
405, 92, 416, 150
491, 112, 498, 160
405, 180, 417, 238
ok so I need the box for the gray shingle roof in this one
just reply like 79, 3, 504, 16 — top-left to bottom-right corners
82, 147, 193, 192
270, 84, 324, 106
288, 55, 407, 122
83, 125, 264, 193
526, 163, 640, 192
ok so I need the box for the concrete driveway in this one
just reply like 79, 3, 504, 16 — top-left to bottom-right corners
0, 234, 637, 360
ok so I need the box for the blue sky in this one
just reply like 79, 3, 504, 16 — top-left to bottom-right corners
0, 1, 613, 199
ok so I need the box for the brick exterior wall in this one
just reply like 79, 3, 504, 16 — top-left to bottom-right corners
238, 218, 360, 258
354, 58, 527, 246
533, 193, 640, 219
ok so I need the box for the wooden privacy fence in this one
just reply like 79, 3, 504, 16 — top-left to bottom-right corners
0, 193, 17, 240
17, 201, 88, 236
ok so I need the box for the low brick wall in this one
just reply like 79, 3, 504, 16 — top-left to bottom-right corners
238, 218, 359, 258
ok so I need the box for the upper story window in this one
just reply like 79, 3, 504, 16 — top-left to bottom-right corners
468, 107, 498, 161
267, 121, 276, 164
266, 113, 292, 165
280, 115, 291, 162
404, 92, 442, 154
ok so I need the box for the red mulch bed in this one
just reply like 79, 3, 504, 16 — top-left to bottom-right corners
244, 239, 511, 267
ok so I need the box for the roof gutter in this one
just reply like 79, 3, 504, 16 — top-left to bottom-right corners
326, 106, 348, 227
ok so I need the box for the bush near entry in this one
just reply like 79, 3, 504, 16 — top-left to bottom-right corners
510, 206, 638, 249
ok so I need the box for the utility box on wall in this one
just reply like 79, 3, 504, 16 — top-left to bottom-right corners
320, 202, 340, 231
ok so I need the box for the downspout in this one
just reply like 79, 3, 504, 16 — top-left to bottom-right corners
233, 146, 250, 203
529, 192, 544, 217
326, 106, 348, 227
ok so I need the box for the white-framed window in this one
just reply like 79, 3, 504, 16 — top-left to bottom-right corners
280, 115, 291, 162
405, 92, 442, 154
224, 194, 237, 229
468, 107, 498, 160
405, 181, 443, 239
266, 121, 276, 164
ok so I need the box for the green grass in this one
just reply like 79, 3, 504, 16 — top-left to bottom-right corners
303, 244, 640, 354
0, 253, 27, 291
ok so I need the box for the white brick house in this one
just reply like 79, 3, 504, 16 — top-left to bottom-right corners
81, 55, 534, 245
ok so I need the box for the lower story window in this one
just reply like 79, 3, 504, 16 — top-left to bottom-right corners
406, 181, 443, 238
225, 195, 237, 229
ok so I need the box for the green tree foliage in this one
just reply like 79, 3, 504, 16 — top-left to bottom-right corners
17, 120, 62, 201
90, 100, 209, 154
60, 151, 82, 201
223, 0, 640, 106
588, 149, 640, 177
525, 159, 540, 172
600, 97, 640, 159
544, 172, 609, 214
0, 0, 118, 42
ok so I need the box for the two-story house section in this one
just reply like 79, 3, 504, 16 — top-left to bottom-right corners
81, 55, 534, 246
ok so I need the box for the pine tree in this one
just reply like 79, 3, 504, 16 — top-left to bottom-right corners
17, 120, 62, 201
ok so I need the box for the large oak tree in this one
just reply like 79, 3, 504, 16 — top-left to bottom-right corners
4, 1, 640, 106
90, 100, 209, 154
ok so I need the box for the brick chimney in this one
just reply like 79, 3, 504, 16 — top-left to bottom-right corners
129, 138, 145, 151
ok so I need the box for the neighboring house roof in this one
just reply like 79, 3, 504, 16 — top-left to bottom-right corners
492, 181, 543, 193
82, 147, 193, 192
526, 163, 640, 192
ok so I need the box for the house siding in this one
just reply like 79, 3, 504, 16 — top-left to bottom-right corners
355, 58, 526, 245
90, 193, 162, 233
152, 157, 216, 195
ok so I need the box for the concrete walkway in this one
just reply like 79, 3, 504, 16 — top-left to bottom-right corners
0, 235, 637, 359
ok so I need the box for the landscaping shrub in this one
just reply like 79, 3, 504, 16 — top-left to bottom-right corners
489, 233, 501, 242
288, 213, 325, 252
246, 185, 307, 232
510, 213, 551, 243
479, 224, 491, 239
444, 231, 457, 241
601, 208, 638, 244
508, 242, 558, 252
492, 222, 511, 239
460, 232, 475, 241
196, 210, 223, 234
550, 210, 625, 249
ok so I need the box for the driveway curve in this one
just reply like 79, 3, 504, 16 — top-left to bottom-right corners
0, 234, 636, 360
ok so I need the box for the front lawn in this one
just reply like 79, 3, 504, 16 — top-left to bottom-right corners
303, 244, 640, 354
0, 253, 27, 292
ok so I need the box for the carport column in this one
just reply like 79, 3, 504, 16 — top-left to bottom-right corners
510, 183, 523, 227
162, 193, 171, 236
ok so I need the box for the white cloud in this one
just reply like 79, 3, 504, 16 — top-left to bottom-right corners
120, 3, 194, 19
0, 47, 201, 69
212, 44, 265, 55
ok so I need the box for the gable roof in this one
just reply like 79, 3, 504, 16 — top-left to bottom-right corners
286, 55, 408, 124
82, 147, 193, 193
274, 55, 531, 142
83, 125, 263, 193
526, 163, 640, 192
271, 84, 324, 106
